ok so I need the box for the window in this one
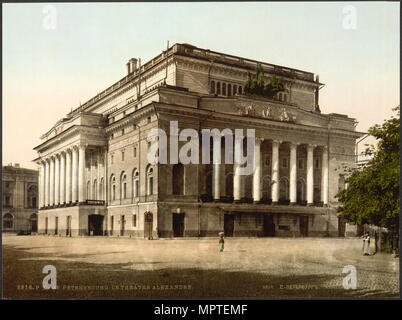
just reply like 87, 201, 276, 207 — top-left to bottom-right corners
282, 157, 288, 168
298, 159, 304, 169
3, 213, 13, 229
233, 85, 237, 95
111, 155, 114, 164
338, 174, 346, 193
121, 151, 125, 161
147, 166, 154, 196
217, 82, 221, 95
279, 178, 289, 201
93, 180, 97, 200
222, 83, 226, 96
314, 158, 320, 169
32, 197, 37, 208
297, 179, 305, 202
110, 175, 116, 201
133, 147, 137, 158
5, 196, 10, 206
133, 214, 137, 227
147, 116, 151, 123
133, 170, 139, 197
172, 163, 184, 195
265, 155, 271, 167
210, 81, 215, 94
284, 94, 288, 102
279, 93, 283, 101
228, 84, 232, 96
100, 178, 104, 200
121, 172, 127, 200
238, 86, 242, 94
87, 181, 91, 199
262, 176, 271, 200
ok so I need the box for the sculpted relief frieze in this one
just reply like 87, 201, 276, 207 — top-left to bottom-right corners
235, 102, 297, 123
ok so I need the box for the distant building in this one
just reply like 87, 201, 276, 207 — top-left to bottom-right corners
33, 43, 364, 238
2, 164, 39, 233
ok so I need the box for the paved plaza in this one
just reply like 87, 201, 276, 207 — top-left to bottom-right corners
2, 234, 399, 298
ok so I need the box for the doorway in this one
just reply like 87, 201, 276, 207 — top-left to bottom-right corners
30, 213, 38, 233
338, 217, 346, 237
300, 216, 309, 237
66, 216, 72, 237
173, 213, 185, 237
88, 215, 104, 236
144, 212, 153, 239
263, 215, 275, 237
120, 215, 125, 236
224, 214, 234, 237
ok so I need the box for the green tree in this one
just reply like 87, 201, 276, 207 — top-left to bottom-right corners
337, 106, 400, 234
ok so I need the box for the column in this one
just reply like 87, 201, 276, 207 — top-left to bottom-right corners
45, 159, 50, 206
40, 161, 46, 208
321, 146, 329, 206
306, 144, 314, 205
233, 137, 242, 202
212, 137, 220, 201
60, 152, 66, 204
97, 152, 101, 200
55, 155, 60, 205
289, 142, 297, 205
271, 140, 280, 204
65, 150, 72, 203
49, 157, 55, 206
72, 147, 79, 202
78, 144, 86, 202
253, 137, 263, 203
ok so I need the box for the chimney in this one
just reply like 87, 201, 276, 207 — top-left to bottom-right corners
126, 62, 131, 75
129, 58, 138, 73
315, 75, 320, 83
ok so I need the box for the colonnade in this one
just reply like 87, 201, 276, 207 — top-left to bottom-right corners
211, 139, 329, 206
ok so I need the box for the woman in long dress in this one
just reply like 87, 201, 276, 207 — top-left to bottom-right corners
362, 233, 370, 256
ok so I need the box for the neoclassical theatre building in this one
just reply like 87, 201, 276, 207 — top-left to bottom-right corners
34, 43, 363, 238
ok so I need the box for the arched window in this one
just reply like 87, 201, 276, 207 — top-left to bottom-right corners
297, 179, 306, 203
110, 175, 116, 201
133, 169, 139, 198
100, 178, 104, 201
87, 181, 91, 200
233, 85, 237, 96
217, 82, 221, 95
3, 213, 13, 229
228, 84, 232, 96
172, 163, 184, 195
210, 81, 215, 94
238, 86, 242, 94
27, 185, 38, 208
225, 173, 233, 198
245, 176, 253, 200
121, 172, 127, 200
279, 178, 289, 201
147, 166, 154, 195
222, 83, 226, 96
93, 179, 97, 200
262, 176, 271, 201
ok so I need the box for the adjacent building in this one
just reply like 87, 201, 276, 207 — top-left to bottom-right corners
2, 164, 39, 233
33, 43, 364, 238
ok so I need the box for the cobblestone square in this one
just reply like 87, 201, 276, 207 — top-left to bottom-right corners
2, 234, 399, 298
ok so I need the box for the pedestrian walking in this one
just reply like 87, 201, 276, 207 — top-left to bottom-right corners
219, 232, 225, 252
362, 232, 370, 256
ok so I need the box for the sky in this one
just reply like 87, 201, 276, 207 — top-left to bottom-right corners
2, 2, 400, 170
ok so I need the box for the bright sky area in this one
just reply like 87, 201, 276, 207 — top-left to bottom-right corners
2, 2, 400, 169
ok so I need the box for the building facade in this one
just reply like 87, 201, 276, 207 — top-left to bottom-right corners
2, 164, 39, 233
33, 43, 363, 238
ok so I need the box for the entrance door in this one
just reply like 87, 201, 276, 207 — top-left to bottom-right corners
224, 214, 234, 237
338, 217, 346, 237
120, 215, 125, 236
30, 214, 38, 233
144, 212, 153, 239
300, 216, 309, 237
88, 215, 104, 236
173, 213, 185, 237
66, 216, 72, 236
263, 215, 275, 237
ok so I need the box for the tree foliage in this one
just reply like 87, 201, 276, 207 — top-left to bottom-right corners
244, 63, 286, 98
337, 106, 400, 232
